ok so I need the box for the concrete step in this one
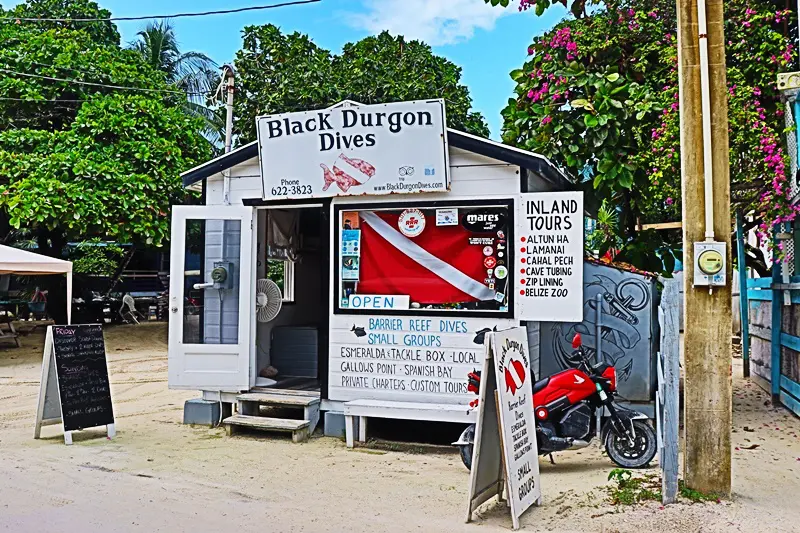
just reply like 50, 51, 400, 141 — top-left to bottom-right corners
223, 414, 310, 443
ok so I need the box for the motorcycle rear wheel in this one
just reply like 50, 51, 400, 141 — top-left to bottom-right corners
605, 419, 657, 469
459, 444, 473, 470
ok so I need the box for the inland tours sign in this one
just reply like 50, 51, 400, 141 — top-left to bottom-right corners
466, 327, 541, 530
516, 191, 584, 322
256, 99, 450, 201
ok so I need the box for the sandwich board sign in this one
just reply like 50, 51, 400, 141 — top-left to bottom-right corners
33, 325, 115, 445
466, 327, 541, 530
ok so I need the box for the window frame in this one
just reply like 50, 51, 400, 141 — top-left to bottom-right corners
333, 198, 515, 318
266, 259, 296, 303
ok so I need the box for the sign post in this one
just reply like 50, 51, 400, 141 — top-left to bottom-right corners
466, 327, 541, 530
516, 191, 584, 322
34, 325, 115, 445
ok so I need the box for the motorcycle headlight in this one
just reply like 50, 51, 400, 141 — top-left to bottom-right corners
602, 366, 617, 391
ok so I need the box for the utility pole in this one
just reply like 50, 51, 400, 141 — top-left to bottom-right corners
222, 64, 235, 205
677, 0, 732, 496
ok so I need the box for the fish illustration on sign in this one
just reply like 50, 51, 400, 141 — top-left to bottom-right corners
321, 154, 376, 193
351, 325, 367, 337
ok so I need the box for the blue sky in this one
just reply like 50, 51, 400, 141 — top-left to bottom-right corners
6, 0, 567, 138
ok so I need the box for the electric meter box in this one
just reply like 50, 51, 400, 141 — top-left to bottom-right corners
211, 261, 234, 290
693, 241, 726, 287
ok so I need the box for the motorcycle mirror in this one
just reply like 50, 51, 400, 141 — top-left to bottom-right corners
571, 333, 582, 349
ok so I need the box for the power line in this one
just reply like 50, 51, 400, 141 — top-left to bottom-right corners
0, 0, 320, 23
0, 67, 195, 95
1, 57, 214, 97
0, 97, 86, 102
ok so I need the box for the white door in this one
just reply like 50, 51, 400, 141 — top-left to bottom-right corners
168, 205, 255, 391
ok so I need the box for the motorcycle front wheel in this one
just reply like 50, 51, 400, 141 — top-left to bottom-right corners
458, 444, 473, 470
605, 419, 657, 469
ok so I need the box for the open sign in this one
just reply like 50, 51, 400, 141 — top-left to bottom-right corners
348, 294, 411, 310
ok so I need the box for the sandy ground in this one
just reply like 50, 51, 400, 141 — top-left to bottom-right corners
0, 323, 798, 533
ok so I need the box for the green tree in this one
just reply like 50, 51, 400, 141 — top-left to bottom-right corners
233, 26, 489, 142
4, 0, 121, 46
129, 20, 218, 99
0, 3, 210, 320
490, 0, 794, 272
128, 20, 224, 148
0, 2, 210, 249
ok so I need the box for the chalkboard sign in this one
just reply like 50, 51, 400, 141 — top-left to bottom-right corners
34, 325, 115, 444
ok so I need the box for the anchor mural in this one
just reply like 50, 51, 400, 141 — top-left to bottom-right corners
550, 274, 651, 383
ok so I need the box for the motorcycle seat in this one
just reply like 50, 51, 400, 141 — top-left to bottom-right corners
532, 376, 550, 394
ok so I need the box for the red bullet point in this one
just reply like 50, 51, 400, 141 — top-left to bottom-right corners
520, 269, 525, 274
520, 258, 525, 264
520, 237, 525, 242
519, 279, 525, 284
520, 247, 526, 252
519, 290, 525, 295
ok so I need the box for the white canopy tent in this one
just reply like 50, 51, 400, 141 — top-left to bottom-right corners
0, 245, 73, 324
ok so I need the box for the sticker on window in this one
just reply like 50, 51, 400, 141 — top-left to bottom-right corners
398, 209, 426, 237
436, 208, 458, 226
342, 256, 360, 280
462, 207, 506, 233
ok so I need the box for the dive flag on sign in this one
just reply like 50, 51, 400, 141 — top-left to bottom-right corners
504, 358, 526, 395
357, 211, 498, 305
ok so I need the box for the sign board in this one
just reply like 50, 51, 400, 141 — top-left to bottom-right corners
256, 99, 450, 200
329, 315, 515, 404
516, 191, 584, 322
346, 294, 410, 310
34, 325, 115, 445
466, 328, 541, 530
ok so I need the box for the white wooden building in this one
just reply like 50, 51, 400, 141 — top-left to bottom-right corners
168, 100, 576, 444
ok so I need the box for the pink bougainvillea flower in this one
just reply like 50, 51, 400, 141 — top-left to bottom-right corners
541, 116, 553, 125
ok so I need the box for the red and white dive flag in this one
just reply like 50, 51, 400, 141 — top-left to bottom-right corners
357, 211, 497, 305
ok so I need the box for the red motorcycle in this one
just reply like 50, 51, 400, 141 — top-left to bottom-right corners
454, 333, 657, 470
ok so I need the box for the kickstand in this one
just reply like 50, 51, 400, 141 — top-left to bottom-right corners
548, 453, 556, 465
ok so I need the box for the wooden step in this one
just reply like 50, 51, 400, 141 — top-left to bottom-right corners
249, 387, 320, 397
237, 392, 319, 407
222, 415, 310, 443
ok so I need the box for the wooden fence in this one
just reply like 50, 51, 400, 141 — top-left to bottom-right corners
656, 277, 680, 504
743, 275, 800, 416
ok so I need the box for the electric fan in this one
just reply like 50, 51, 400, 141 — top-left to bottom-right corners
255, 278, 283, 323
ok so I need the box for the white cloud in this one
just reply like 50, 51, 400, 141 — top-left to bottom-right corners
350, 0, 510, 46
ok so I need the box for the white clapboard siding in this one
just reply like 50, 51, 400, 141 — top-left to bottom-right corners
203, 146, 523, 205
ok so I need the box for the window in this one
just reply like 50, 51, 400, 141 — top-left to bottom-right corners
335, 200, 513, 315
267, 259, 295, 302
